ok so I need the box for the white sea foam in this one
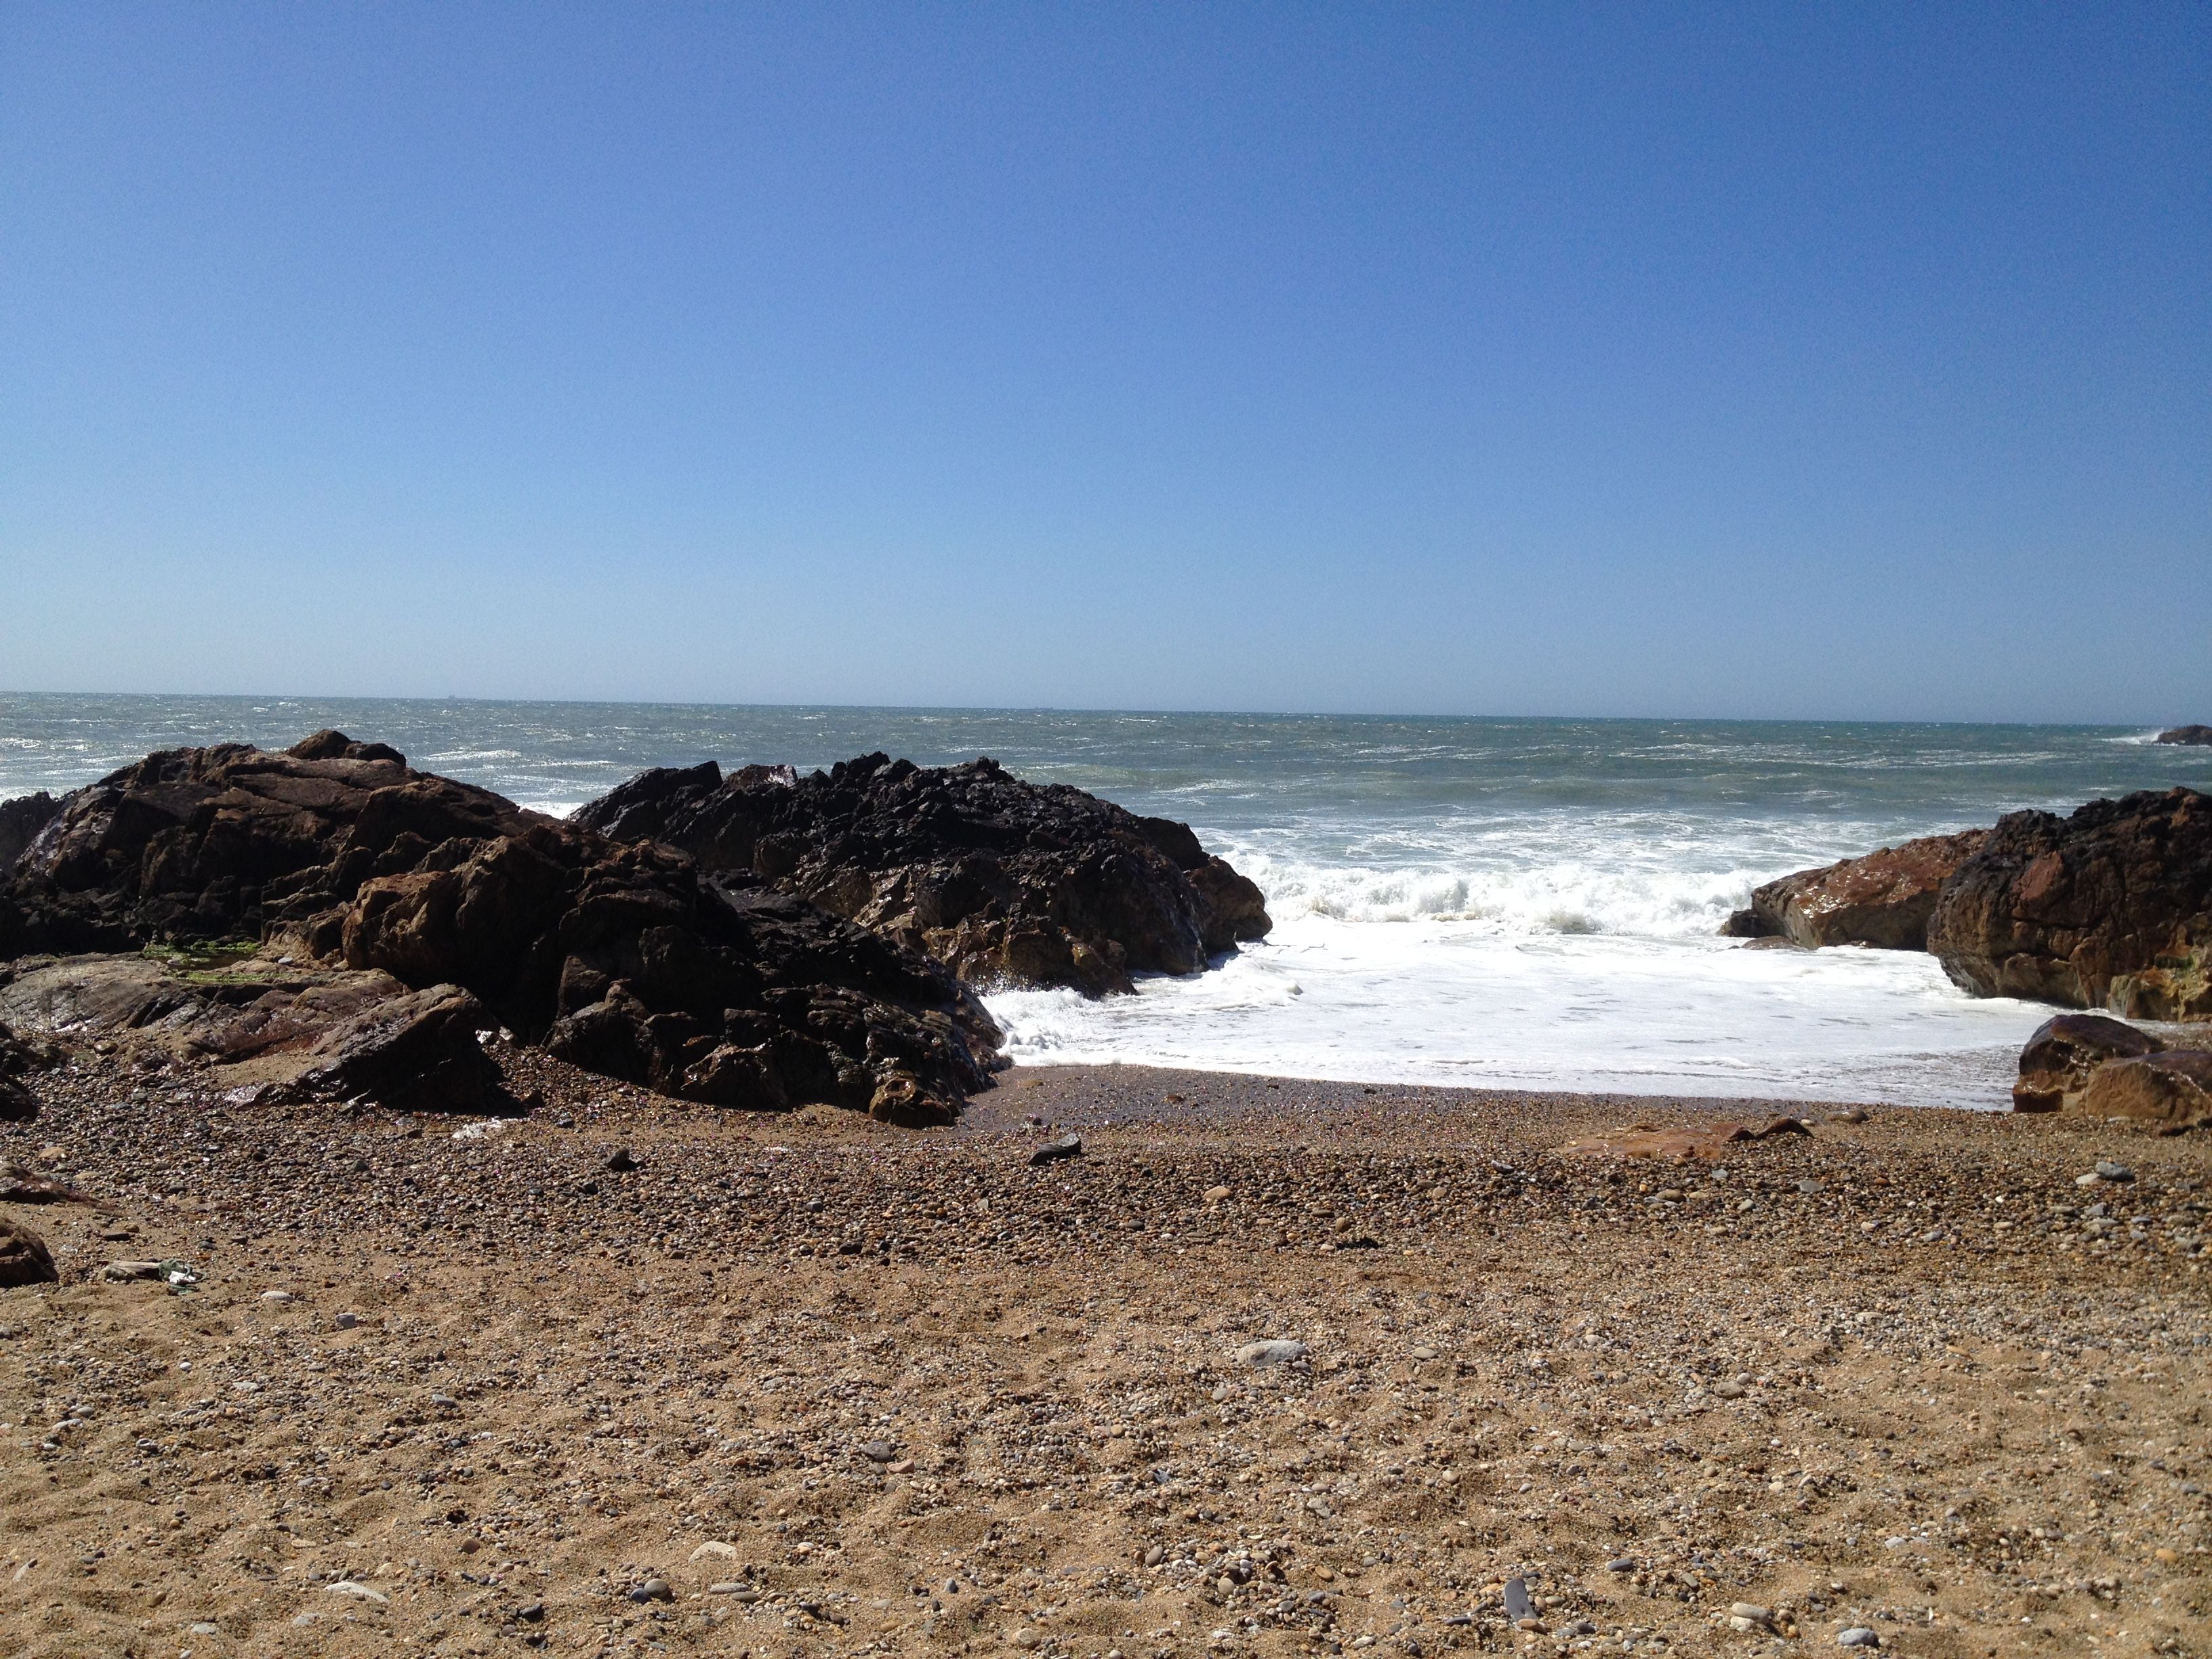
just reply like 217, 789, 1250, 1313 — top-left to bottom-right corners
986, 914, 2049, 1109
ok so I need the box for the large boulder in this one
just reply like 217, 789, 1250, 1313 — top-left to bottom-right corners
575, 753, 1270, 996
1927, 788, 2211, 1021
2011, 1012, 2165, 1113
2156, 725, 2212, 747
2078, 1050, 2212, 1130
1725, 831, 1986, 949
0, 736, 1001, 1124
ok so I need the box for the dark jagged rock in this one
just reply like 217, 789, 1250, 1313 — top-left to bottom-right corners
2156, 725, 2212, 747
1927, 787, 2211, 1021
2011, 1012, 2165, 1113
1725, 831, 1986, 949
575, 753, 1271, 996
0, 791, 61, 875
0, 737, 999, 1124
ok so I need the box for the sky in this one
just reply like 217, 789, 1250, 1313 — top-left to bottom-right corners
2, 3, 2207, 722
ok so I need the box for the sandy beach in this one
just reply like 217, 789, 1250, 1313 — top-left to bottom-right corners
3, 1049, 2207, 1659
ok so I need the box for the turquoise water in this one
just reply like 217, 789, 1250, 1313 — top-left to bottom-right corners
4, 694, 2206, 1107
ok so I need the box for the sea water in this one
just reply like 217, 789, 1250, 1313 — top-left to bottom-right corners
4, 695, 2207, 1108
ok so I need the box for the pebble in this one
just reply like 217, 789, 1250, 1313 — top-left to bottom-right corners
690, 1540, 739, 1560
605, 1148, 638, 1172
517, 1601, 546, 1621
1837, 1630, 1880, 1649
1502, 1576, 1534, 1620
1606, 1557, 1636, 1573
628, 1577, 674, 1603
260, 1290, 295, 1303
859, 1439, 897, 1462
1235, 1338, 1307, 1368
333, 1312, 359, 1330
1204, 1185, 1231, 1204
2095, 1160, 2135, 1183
1028, 1134, 1084, 1166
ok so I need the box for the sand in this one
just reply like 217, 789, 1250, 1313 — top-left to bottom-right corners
1, 1046, 2208, 1658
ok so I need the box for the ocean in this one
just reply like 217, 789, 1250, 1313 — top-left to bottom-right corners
4, 694, 2207, 1109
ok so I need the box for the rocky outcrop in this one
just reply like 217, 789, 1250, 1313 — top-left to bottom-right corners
2079, 1051, 2212, 1130
576, 753, 1270, 996
1927, 788, 2211, 1021
0, 792, 60, 874
2011, 1012, 2165, 1113
2156, 726, 2212, 747
1724, 832, 1986, 949
0, 1217, 58, 1288
0, 736, 1000, 1124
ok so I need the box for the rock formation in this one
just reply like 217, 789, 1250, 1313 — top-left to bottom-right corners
0, 790, 60, 876
1927, 788, 2211, 1021
0, 735, 1000, 1124
2155, 725, 2212, 746
0, 1017, 58, 1122
1722, 832, 1986, 949
2010, 1012, 2165, 1113
576, 752, 1270, 996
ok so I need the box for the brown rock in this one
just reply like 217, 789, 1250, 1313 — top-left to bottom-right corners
1928, 788, 2211, 1020
575, 753, 1271, 996
0, 1216, 58, 1288
0, 790, 61, 874
1732, 831, 1986, 949
2076, 1050, 2212, 1130
2011, 1012, 2165, 1113
2155, 725, 2212, 747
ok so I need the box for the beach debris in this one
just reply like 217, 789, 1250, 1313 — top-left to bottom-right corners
1502, 1576, 1534, 1621
324, 1580, 388, 1604
1236, 1338, 1307, 1368
1028, 1133, 1084, 1166
0, 1218, 58, 1288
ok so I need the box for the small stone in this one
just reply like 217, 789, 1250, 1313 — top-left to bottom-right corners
606, 1149, 638, 1172
2155, 1547, 2181, 1564
190, 1622, 219, 1635
1797, 1179, 1824, 1195
1607, 1557, 1636, 1573
1143, 1545, 1165, 1568
1011, 1627, 1043, 1649
1235, 1338, 1308, 1368
1410, 1345, 1438, 1361
690, 1541, 739, 1561
888, 1458, 914, 1473
1837, 1630, 1880, 1649
430, 1392, 458, 1409
2095, 1160, 2135, 1183
1832, 1109, 1868, 1124
709, 1582, 757, 1598
1729, 1603, 1773, 1625
859, 1439, 897, 1462
1502, 1577, 1534, 1621
290, 1612, 319, 1626
1028, 1134, 1083, 1166
1714, 1379, 1746, 1399
1204, 1185, 1231, 1204
333, 1312, 359, 1330
517, 1601, 546, 1621
260, 1290, 295, 1303
628, 1578, 674, 1603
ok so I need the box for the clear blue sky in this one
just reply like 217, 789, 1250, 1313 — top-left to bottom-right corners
3, 3, 2206, 721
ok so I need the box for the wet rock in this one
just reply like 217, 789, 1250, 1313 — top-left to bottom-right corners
1929, 787, 2211, 1020
2156, 724, 2212, 746
0, 790, 62, 875
0, 1217, 58, 1288
1732, 831, 1987, 949
575, 752, 1271, 997
2012, 1012, 2165, 1113
2078, 1053, 2212, 1132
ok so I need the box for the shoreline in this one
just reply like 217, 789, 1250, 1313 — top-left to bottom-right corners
3, 1042, 2207, 1656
